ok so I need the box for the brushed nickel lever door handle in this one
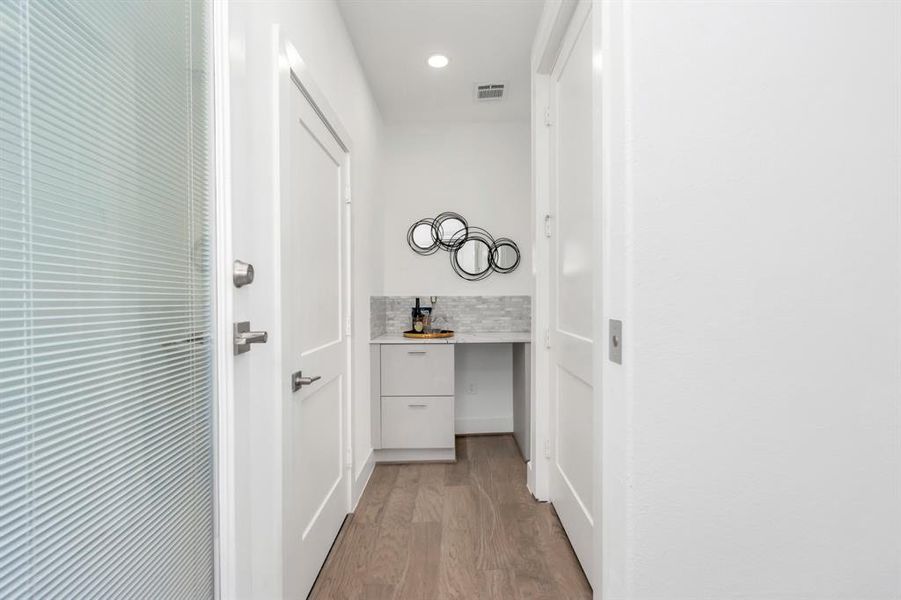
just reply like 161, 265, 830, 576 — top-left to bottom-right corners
292, 371, 321, 392
233, 321, 268, 355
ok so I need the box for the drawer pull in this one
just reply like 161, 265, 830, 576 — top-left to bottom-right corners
407, 351, 427, 355
408, 404, 427, 408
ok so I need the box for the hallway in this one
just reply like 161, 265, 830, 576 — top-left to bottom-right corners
310, 435, 592, 599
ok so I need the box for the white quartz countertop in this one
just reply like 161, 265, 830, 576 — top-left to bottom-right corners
370, 332, 532, 345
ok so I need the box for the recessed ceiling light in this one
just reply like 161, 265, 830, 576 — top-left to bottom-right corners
427, 54, 449, 69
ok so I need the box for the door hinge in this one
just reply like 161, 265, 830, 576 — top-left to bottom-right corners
544, 106, 552, 127
345, 315, 352, 337
345, 447, 352, 469
545, 328, 551, 349
544, 439, 551, 459
344, 185, 352, 204
544, 214, 552, 238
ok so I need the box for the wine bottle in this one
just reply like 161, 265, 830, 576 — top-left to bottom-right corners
412, 297, 424, 332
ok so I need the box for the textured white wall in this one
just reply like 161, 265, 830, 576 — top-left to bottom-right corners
228, 1, 384, 596
601, 1, 901, 597
381, 121, 531, 296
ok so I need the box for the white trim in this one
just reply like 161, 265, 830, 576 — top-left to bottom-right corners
280, 42, 354, 153
373, 448, 457, 463
532, 0, 580, 74
595, 1, 628, 598
591, 3, 606, 597
344, 136, 354, 512
352, 449, 375, 509
454, 417, 514, 435
554, 2, 592, 79
591, 2, 608, 597
212, 0, 236, 598
529, 68, 551, 500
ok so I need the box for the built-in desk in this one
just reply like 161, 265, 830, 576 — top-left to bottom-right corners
370, 333, 531, 463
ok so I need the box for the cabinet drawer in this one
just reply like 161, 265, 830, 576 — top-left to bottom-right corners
381, 396, 454, 449
380, 344, 454, 396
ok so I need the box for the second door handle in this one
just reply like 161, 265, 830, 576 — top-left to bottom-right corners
292, 371, 321, 392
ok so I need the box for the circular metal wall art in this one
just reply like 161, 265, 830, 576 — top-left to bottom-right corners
450, 226, 495, 282
433, 212, 469, 251
490, 237, 521, 274
407, 213, 521, 281
406, 218, 440, 255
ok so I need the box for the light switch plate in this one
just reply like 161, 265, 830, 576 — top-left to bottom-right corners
609, 319, 623, 364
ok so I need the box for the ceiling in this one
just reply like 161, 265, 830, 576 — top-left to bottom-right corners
337, 0, 545, 124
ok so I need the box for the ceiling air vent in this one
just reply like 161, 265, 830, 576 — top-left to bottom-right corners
475, 82, 505, 102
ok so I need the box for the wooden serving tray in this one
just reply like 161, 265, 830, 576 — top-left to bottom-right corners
402, 330, 455, 339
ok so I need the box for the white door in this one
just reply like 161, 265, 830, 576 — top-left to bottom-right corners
548, 1, 595, 585
279, 74, 351, 598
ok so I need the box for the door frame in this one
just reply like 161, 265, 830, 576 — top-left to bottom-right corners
212, 1, 236, 598
211, 16, 357, 598
531, 1, 615, 598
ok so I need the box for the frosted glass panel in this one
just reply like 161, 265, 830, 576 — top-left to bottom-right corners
0, 1, 214, 598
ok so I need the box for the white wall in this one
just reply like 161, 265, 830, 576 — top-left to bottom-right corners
381, 121, 532, 436
381, 121, 531, 296
599, 1, 901, 598
227, 1, 383, 597
454, 344, 514, 434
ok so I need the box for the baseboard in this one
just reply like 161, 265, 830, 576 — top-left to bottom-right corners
455, 416, 514, 435
351, 448, 374, 510
526, 460, 535, 497
373, 447, 456, 463
511, 433, 528, 460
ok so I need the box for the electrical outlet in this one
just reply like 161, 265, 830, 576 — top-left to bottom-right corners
466, 382, 477, 395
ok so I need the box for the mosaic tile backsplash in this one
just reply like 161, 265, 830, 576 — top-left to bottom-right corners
370, 295, 531, 338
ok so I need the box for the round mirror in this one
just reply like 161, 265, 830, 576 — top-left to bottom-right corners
407, 219, 439, 255
490, 238, 521, 274
434, 212, 468, 250
458, 239, 491, 274
450, 227, 495, 281
411, 223, 434, 248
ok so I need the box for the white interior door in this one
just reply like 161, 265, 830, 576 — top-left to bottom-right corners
280, 73, 350, 598
548, 1, 595, 585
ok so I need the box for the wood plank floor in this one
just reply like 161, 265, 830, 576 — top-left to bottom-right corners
309, 434, 592, 600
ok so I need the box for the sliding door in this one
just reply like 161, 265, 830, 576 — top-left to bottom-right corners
0, 1, 214, 597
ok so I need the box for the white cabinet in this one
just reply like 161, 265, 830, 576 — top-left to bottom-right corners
370, 337, 531, 462
371, 343, 456, 460
381, 396, 455, 449
380, 344, 454, 396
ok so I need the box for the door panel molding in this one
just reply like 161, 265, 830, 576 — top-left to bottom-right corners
275, 31, 354, 600
541, 0, 596, 587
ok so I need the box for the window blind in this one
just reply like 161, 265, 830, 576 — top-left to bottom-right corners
0, 1, 214, 597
